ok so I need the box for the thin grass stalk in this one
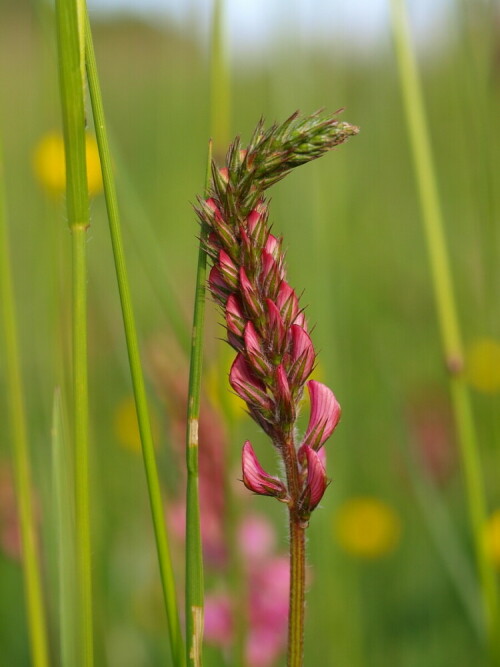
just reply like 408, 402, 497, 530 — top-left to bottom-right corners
83, 12, 185, 666
54, 0, 93, 664
389, 0, 499, 655
0, 141, 50, 667
185, 143, 213, 667
210, 0, 230, 156
51, 388, 77, 667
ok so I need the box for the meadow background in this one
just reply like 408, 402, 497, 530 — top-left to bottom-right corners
1, 0, 500, 665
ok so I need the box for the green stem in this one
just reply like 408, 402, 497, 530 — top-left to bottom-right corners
51, 388, 77, 667
84, 12, 185, 666
0, 141, 50, 667
210, 0, 230, 157
55, 0, 93, 663
72, 224, 93, 667
389, 0, 499, 655
185, 143, 212, 667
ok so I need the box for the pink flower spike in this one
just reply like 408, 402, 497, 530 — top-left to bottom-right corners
276, 281, 299, 326
239, 266, 262, 319
208, 265, 230, 304
302, 380, 341, 450
218, 167, 229, 183
205, 197, 223, 221
247, 208, 261, 234
264, 233, 280, 259
266, 299, 286, 355
244, 321, 270, 376
288, 324, 315, 388
226, 294, 245, 336
230, 354, 274, 412
276, 364, 294, 422
301, 446, 328, 512
218, 249, 238, 288
242, 441, 288, 499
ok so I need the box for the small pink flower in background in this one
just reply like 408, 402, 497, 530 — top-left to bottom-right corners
406, 389, 455, 485
201, 514, 290, 666
0, 464, 22, 560
0, 462, 41, 561
204, 592, 233, 646
246, 556, 290, 667
238, 514, 276, 562
148, 341, 228, 568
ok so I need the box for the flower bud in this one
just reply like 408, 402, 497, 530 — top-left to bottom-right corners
242, 441, 288, 499
276, 364, 295, 423
299, 445, 328, 514
288, 325, 315, 389
229, 354, 274, 413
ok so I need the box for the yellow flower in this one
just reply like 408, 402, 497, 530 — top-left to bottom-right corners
113, 396, 159, 453
334, 497, 402, 559
465, 338, 500, 394
484, 510, 500, 569
32, 131, 103, 197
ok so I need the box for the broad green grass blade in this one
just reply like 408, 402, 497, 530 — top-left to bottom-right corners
0, 138, 50, 667
84, 11, 185, 666
54, 0, 94, 663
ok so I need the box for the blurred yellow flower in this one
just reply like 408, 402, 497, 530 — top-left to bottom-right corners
465, 338, 500, 394
484, 510, 500, 569
32, 131, 103, 197
334, 497, 401, 559
113, 396, 159, 453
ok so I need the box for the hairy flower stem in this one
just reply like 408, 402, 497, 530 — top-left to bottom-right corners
281, 435, 306, 667
288, 518, 306, 667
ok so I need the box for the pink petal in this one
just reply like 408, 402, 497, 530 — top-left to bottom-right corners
302, 380, 341, 450
239, 266, 262, 319
264, 233, 280, 259
242, 441, 287, 499
244, 321, 270, 376
218, 249, 238, 287
229, 354, 273, 411
208, 265, 230, 304
265, 299, 286, 354
205, 197, 223, 221
276, 281, 299, 326
302, 445, 328, 511
276, 364, 294, 422
247, 208, 261, 234
288, 324, 315, 387
226, 294, 245, 336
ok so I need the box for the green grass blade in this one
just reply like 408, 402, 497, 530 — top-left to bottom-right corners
51, 388, 77, 667
0, 138, 50, 667
389, 0, 499, 656
54, 0, 93, 663
84, 11, 185, 666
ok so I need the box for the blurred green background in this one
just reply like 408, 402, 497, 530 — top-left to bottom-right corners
1, 0, 500, 665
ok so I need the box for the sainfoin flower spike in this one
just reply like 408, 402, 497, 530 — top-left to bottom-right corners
195, 109, 358, 665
